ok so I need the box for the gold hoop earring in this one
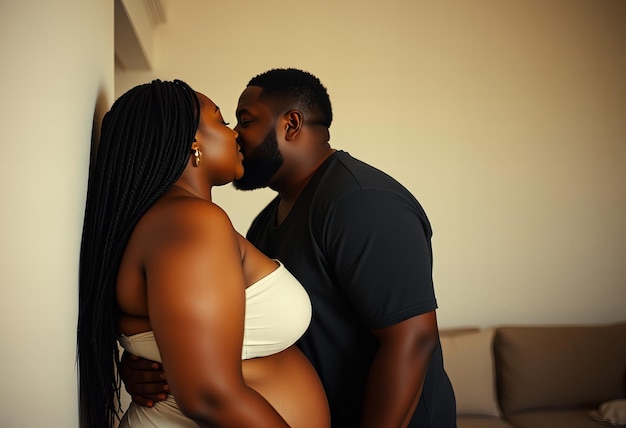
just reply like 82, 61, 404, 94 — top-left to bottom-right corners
192, 148, 201, 167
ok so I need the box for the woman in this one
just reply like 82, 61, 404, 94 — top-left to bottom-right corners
77, 79, 329, 428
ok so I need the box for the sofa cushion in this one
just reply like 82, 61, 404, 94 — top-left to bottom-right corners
590, 399, 626, 426
440, 328, 501, 417
506, 408, 613, 428
457, 416, 514, 428
495, 322, 626, 415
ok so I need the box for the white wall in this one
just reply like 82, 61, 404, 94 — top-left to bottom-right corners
0, 0, 113, 426
116, 0, 626, 329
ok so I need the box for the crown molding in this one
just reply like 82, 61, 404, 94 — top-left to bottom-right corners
115, 0, 167, 70
144, 0, 166, 26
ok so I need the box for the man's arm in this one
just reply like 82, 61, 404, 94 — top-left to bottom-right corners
320, 185, 442, 426
360, 311, 440, 428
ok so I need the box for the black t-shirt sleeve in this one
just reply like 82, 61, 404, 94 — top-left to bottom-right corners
320, 189, 437, 329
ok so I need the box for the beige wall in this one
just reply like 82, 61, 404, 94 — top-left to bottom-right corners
0, 0, 113, 426
117, 0, 626, 329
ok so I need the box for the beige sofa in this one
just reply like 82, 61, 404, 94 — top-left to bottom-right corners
440, 321, 626, 428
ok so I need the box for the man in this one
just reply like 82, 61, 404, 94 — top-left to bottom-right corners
123, 68, 456, 427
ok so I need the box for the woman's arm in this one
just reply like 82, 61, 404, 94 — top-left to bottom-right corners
145, 200, 289, 427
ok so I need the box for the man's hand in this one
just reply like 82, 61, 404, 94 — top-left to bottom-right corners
119, 351, 169, 407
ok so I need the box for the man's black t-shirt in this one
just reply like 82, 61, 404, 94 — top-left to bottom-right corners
247, 151, 456, 427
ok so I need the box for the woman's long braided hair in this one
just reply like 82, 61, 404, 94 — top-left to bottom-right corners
77, 79, 200, 428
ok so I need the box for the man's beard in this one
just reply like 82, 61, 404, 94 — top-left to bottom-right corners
233, 128, 283, 191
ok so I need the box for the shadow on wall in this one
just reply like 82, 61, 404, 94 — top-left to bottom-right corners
90, 86, 111, 165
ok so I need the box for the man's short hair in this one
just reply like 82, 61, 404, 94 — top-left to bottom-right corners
248, 68, 333, 128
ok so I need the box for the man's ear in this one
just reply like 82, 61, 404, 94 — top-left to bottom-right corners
284, 110, 303, 141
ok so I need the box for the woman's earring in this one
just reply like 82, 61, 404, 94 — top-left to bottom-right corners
192, 148, 202, 167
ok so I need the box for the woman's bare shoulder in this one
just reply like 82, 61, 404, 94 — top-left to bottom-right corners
158, 195, 232, 227
137, 195, 238, 254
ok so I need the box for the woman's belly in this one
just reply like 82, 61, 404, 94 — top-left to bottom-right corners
243, 346, 330, 428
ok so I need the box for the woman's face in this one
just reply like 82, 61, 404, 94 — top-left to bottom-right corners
194, 92, 243, 185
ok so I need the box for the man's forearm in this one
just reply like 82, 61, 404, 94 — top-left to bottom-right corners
360, 313, 439, 428
359, 345, 428, 427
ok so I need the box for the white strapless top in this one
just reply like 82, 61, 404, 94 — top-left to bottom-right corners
117, 262, 312, 427
118, 261, 312, 361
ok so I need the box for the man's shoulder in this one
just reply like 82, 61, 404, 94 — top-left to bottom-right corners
320, 151, 397, 191
329, 150, 387, 178
311, 150, 430, 229
315, 151, 417, 204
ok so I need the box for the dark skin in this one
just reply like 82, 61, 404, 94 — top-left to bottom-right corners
121, 86, 441, 427
366, 313, 439, 427
118, 352, 168, 407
